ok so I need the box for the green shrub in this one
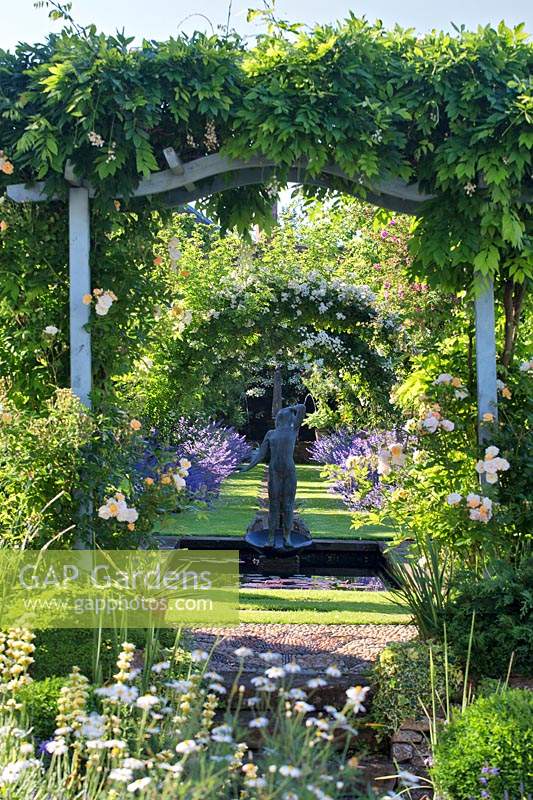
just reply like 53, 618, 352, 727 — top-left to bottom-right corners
371, 640, 462, 736
0, 388, 94, 547
432, 689, 533, 799
445, 558, 533, 678
32, 628, 181, 682
18, 677, 66, 742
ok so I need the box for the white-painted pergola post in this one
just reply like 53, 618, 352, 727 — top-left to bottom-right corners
68, 187, 92, 408
474, 279, 498, 443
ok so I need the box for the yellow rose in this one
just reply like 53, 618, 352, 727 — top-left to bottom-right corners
482, 412, 494, 423
451, 377, 462, 388
145, 477, 154, 486
130, 419, 142, 431
82, 293, 93, 305
161, 476, 172, 486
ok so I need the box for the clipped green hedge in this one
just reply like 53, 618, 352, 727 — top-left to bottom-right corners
432, 689, 533, 799
32, 628, 182, 682
371, 639, 462, 736
18, 676, 66, 742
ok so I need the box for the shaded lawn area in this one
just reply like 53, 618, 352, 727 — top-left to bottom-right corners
239, 589, 410, 625
158, 464, 394, 541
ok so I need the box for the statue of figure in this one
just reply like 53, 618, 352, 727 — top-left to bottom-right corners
240, 404, 306, 547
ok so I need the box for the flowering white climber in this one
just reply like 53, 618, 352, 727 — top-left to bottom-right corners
43, 325, 59, 336
173, 474, 186, 490
446, 493, 462, 506
388, 443, 405, 466
475, 446, 510, 484
377, 448, 392, 475
421, 414, 439, 433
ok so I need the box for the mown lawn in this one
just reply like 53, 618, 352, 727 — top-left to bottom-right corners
239, 589, 409, 624
158, 464, 394, 541
157, 465, 406, 624
296, 464, 394, 541
154, 471, 263, 537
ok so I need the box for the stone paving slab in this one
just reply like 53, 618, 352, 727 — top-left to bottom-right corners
187, 623, 417, 674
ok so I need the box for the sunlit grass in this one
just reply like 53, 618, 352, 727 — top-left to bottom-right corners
239, 589, 410, 624
159, 464, 394, 541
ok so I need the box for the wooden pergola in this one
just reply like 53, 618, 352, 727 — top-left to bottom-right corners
6, 151, 502, 436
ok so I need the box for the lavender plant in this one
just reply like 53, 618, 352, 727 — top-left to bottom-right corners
135, 419, 251, 503
309, 428, 404, 511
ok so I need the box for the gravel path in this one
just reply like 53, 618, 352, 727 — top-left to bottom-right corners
187, 623, 417, 674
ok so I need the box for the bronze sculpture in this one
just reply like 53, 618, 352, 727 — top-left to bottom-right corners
240, 403, 306, 547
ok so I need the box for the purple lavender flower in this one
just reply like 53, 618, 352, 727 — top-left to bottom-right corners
135, 419, 251, 503
308, 428, 405, 511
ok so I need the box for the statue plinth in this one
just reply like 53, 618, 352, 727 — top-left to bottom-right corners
245, 511, 313, 555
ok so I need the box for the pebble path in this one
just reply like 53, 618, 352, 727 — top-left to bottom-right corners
187, 623, 417, 674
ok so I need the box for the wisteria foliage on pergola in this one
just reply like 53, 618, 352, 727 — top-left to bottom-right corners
1, 16, 532, 436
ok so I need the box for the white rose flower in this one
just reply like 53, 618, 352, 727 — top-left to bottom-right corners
173, 474, 186, 490
44, 325, 59, 336
446, 493, 462, 506
493, 457, 510, 471
95, 301, 110, 316
440, 419, 455, 432
125, 507, 139, 523
421, 415, 439, 433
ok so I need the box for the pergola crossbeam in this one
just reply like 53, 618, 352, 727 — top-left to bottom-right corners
6, 152, 435, 207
